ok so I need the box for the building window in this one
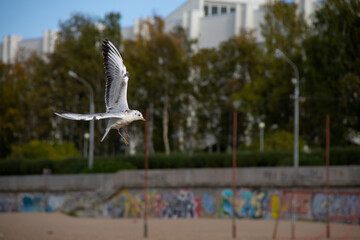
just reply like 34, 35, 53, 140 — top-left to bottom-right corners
230, 7, 235, 13
212, 6, 218, 15
221, 6, 227, 14
204, 5, 209, 16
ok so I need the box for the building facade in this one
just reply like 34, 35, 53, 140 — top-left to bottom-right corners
0, 30, 58, 64
122, 0, 318, 49
0, 0, 317, 63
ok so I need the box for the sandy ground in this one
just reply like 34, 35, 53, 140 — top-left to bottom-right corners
0, 213, 359, 240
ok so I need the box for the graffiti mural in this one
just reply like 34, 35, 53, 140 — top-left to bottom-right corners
311, 193, 360, 222
238, 189, 266, 218
162, 190, 200, 218
202, 193, 215, 215
0, 193, 68, 213
219, 189, 267, 218
0, 189, 359, 224
0, 194, 20, 212
219, 189, 233, 217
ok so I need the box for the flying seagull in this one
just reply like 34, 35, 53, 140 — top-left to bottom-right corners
55, 39, 145, 144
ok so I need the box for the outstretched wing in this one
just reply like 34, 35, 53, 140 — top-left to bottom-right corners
54, 111, 123, 121
102, 39, 129, 112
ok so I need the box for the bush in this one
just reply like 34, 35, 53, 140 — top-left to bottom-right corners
249, 130, 304, 151
0, 147, 359, 175
8, 140, 79, 160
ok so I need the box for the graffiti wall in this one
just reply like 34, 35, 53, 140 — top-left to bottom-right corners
0, 193, 68, 213
0, 189, 359, 223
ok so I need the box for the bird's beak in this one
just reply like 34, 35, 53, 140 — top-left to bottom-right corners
142, 117, 146, 121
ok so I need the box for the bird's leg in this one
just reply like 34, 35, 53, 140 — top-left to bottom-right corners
118, 129, 129, 145
122, 128, 130, 139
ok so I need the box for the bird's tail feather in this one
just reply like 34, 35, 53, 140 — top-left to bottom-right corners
101, 128, 111, 142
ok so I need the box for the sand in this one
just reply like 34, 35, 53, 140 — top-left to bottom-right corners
0, 213, 359, 240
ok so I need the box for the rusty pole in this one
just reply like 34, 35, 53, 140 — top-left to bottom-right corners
272, 190, 284, 240
291, 190, 295, 240
326, 114, 330, 238
232, 111, 237, 239
144, 108, 150, 238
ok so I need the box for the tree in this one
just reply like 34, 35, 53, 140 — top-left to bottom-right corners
190, 48, 221, 152
302, 0, 360, 146
261, 0, 307, 129
219, 33, 263, 149
0, 53, 53, 158
236, 0, 307, 149
49, 12, 123, 155
123, 17, 189, 154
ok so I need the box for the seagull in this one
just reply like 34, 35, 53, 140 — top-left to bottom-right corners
55, 39, 145, 144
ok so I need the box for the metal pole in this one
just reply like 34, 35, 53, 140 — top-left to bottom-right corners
272, 190, 283, 240
260, 128, 264, 151
259, 122, 265, 152
89, 91, 94, 169
68, 71, 95, 169
326, 114, 330, 238
84, 133, 89, 158
291, 191, 295, 240
144, 109, 150, 238
274, 49, 299, 168
232, 111, 237, 239
294, 78, 299, 168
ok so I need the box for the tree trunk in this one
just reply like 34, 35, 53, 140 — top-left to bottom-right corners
178, 125, 185, 151
148, 102, 155, 154
163, 87, 170, 155
227, 112, 232, 153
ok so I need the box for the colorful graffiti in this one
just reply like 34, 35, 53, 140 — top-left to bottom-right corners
0, 189, 359, 224
162, 190, 201, 218
0, 193, 67, 213
202, 193, 216, 214
311, 193, 360, 221
219, 189, 267, 218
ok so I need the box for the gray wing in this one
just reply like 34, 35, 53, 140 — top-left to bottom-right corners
102, 39, 129, 112
54, 111, 123, 121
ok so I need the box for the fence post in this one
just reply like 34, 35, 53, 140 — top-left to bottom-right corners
144, 108, 150, 238
326, 114, 330, 238
232, 111, 237, 239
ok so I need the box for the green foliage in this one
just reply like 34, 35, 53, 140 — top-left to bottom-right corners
302, 0, 360, 146
48, 12, 124, 155
249, 130, 304, 151
0, 156, 135, 175
8, 140, 79, 160
123, 17, 190, 153
244, 0, 307, 131
1, 2, 359, 158
1, 147, 359, 175
0, 56, 53, 158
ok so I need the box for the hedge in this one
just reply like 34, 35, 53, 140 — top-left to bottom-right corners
0, 147, 359, 175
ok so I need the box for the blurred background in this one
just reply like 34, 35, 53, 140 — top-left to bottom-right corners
0, 0, 359, 174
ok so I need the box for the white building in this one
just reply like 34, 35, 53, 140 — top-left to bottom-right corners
122, 0, 318, 49
0, 0, 318, 63
0, 30, 58, 64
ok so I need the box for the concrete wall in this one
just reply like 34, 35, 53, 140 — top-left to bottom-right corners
0, 167, 359, 221
1, 188, 359, 222
199, 13, 236, 49
0, 174, 114, 192
1, 166, 359, 193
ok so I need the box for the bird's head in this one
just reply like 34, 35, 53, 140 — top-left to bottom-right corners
132, 110, 146, 122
